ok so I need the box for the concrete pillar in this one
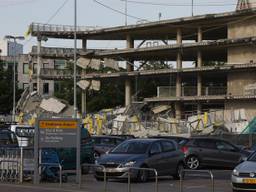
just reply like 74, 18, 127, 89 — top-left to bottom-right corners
37, 38, 42, 95
197, 27, 203, 97
197, 27, 203, 42
175, 102, 182, 120
176, 28, 182, 97
197, 103, 202, 115
197, 27, 203, 68
176, 28, 182, 44
125, 35, 134, 106
176, 75, 182, 97
197, 74, 202, 96
81, 39, 87, 115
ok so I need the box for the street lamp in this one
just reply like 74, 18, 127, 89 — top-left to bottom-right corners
74, 0, 77, 118
4, 35, 25, 123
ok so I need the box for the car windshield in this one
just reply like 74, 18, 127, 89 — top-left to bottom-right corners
248, 152, 256, 162
111, 141, 150, 154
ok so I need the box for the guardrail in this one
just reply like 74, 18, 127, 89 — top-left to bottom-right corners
127, 167, 158, 192
179, 169, 214, 192
39, 163, 62, 187
81, 163, 107, 192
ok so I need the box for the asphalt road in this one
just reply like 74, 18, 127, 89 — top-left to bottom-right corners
0, 170, 233, 192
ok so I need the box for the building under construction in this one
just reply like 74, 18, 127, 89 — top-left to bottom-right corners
28, 4, 256, 123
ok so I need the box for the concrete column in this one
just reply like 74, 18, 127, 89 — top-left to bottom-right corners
176, 75, 181, 97
197, 103, 202, 115
176, 28, 182, 98
125, 35, 134, 106
37, 38, 42, 95
197, 27, 203, 68
197, 27, 203, 97
197, 27, 203, 42
197, 74, 202, 96
81, 39, 87, 115
175, 102, 181, 120
176, 28, 182, 44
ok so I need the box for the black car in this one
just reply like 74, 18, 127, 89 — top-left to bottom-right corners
181, 137, 251, 169
95, 138, 185, 182
92, 135, 125, 157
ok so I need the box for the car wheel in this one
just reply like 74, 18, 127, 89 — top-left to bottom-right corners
186, 156, 200, 169
137, 166, 149, 182
173, 163, 184, 180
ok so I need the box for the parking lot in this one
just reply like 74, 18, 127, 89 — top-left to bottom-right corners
0, 169, 233, 192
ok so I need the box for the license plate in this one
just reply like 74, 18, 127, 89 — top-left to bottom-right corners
243, 178, 256, 184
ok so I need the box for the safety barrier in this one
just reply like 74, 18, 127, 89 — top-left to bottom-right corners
0, 160, 20, 182
39, 163, 63, 187
127, 167, 158, 192
179, 169, 214, 192
81, 163, 107, 192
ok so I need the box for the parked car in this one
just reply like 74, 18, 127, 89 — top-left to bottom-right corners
0, 128, 19, 147
232, 151, 256, 192
148, 136, 189, 146
92, 135, 125, 157
182, 137, 251, 169
110, 134, 135, 140
94, 138, 185, 182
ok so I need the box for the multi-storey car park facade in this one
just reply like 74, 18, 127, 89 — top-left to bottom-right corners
29, 7, 256, 121
0, 54, 55, 96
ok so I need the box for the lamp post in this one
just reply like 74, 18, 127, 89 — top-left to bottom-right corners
4, 35, 24, 123
74, 0, 77, 118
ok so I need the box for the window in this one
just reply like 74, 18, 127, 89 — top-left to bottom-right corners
33, 63, 37, 74
150, 142, 162, 154
111, 141, 150, 154
101, 138, 116, 145
194, 139, 216, 149
43, 83, 49, 94
23, 83, 29, 90
161, 141, 175, 152
216, 141, 236, 152
23, 63, 29, 74
54, 60, 66, 69
43, 63, 49, 69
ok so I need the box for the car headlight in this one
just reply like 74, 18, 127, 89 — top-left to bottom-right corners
123, 161, 136, 167
233, 169, 239, 177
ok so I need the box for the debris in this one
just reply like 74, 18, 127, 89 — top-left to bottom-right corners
40, 98, 66, 114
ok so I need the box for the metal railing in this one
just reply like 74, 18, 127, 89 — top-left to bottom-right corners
39, 163, 63, 187
0, 160, 20, 182
179, 169, 214, 192
31, 23, 101, 33
127, 167, 158, 192
81, 163, 107, 192
157, 86, 227, 97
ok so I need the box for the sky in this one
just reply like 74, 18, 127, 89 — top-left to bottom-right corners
0, 0, 238, 53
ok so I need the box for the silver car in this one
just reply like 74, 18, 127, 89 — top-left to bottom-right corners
232, 152, 256, 192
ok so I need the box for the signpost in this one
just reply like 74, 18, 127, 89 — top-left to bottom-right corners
34, 118, 81, 185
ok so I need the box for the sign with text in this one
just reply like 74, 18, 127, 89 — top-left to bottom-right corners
38, 119, 78, 148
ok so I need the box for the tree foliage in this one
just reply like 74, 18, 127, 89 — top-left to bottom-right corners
0, 61, 22, 114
